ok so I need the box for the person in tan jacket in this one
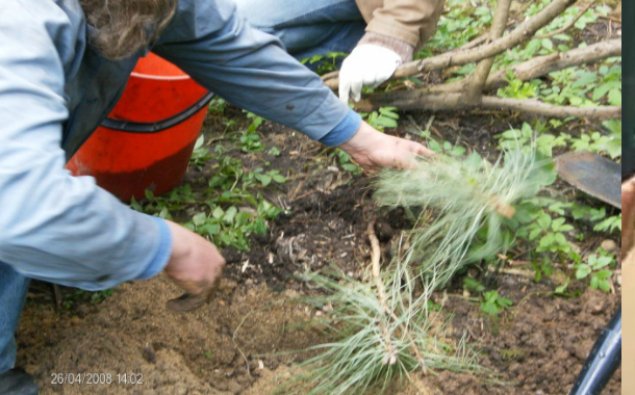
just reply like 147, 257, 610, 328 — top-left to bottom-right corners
233, 0, 444, 103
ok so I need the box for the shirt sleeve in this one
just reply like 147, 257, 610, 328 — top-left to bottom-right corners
152, 0, 356, 143
362, 0, 445, 49
0, 0, 171, 291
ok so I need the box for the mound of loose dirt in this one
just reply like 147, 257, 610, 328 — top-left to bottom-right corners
19, 277, 325, 394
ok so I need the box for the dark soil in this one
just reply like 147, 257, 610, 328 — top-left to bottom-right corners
15, 110, 621, 394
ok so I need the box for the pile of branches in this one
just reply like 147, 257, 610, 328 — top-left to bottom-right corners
323, 0, 620, 121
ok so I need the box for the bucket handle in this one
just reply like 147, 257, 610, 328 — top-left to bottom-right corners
101, 91, 215, 133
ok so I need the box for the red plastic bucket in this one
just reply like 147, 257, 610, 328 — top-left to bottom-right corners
66, 53, 213, 201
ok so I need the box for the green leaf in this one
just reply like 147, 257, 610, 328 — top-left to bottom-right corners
527, 157, 557, 186
481, 301, 500, 316
342, 163, 360, 173
428, 139, 442, 153
592, 83, 611, 101
267, 146, 281, 157
593, 215, 621, 233
498, 295, 513, 308
192, 212, 207, 226
129, 196, 143, 211
572, 71, 597, 89
255, 173, 272, 186
536, 213, 551, 229
541, 38, 554, 52
575, 264, 592, 280
608, 89, 621, 106
253, 218, 267, 235
212, 207, 224, 219
554, 279, 570, 295
463, 277, 485, 293
271, 173, 287, 183
590, 270, 612, 293
589, 255, 612, 270
202, 223, 220, 236
223, 206, 238, 224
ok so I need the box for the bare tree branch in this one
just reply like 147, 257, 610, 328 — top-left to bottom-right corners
355, 92, 466, 112
484, 38, 621, 90
356, 93, 619, 121
480, 96, 620, 120
463, 0, 512, 103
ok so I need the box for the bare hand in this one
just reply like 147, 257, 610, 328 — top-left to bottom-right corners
339, 121, 433, 172
163, 220, 225, 311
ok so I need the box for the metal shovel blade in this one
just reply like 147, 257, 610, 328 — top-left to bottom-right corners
555, 151, 621, 209
558, 151, 622, 394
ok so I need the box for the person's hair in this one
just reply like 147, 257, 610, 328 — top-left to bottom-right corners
80, 0, 178, 60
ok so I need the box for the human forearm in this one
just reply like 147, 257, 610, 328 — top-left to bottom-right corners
153, 0, 351, 143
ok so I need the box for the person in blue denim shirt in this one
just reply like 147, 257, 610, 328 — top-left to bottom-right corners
0, 0, 430, 393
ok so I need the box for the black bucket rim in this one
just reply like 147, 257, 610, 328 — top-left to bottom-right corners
100, 91, 215, 134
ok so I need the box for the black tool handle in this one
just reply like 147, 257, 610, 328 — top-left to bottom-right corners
569, 307, 621, 395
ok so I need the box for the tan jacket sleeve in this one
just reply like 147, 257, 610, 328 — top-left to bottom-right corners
356, 0, 444, 55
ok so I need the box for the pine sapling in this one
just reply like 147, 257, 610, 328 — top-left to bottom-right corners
374, 147, 554, 290
297, 147, 554, 394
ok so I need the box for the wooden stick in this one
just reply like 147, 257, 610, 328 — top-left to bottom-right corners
463, 0, 512, 104
355, 92, 620, 121
484, 38, 621, 90
480, 96, 621, 120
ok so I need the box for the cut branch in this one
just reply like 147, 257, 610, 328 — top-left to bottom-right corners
484, 38, 621, 90
480, 96, 621, 120
323, 0, 578, 89
356, 94, 620, 121
464, 0, 512, 104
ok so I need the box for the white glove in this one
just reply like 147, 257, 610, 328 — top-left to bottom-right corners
338, 44, 402, 103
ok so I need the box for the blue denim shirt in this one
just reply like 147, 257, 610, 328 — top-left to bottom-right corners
0, 0, 361, 290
